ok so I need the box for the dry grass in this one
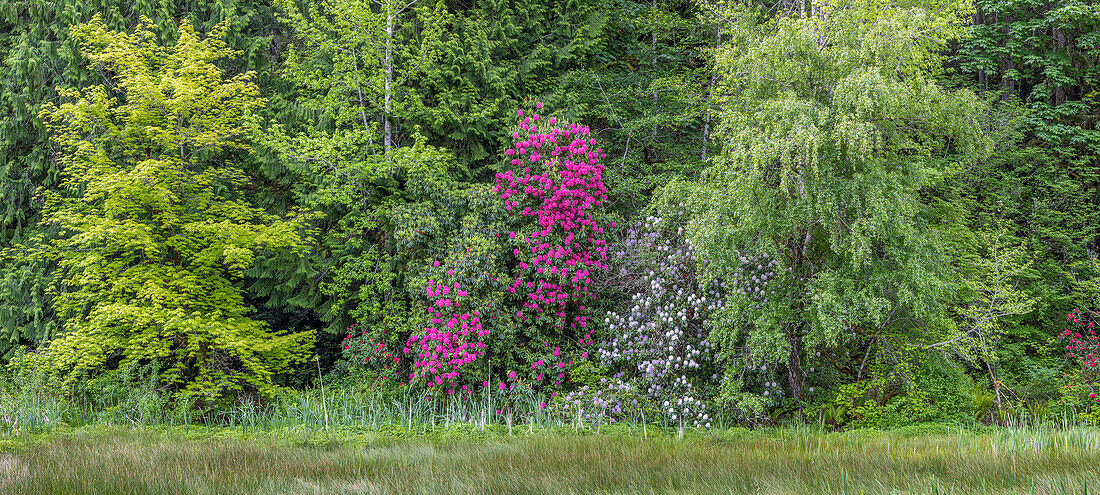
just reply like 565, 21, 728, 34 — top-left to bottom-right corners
0, 453, 28, 492
2, 426, 1100, 494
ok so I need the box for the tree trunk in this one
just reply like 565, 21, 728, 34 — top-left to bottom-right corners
787, 323, 805, 404
975, 6, 987, 94
384, 2, 394, 164
785, 227, 812, 407
650, 0, 658, 145
1000, 16, 1015, 101
1054, 26, 1066, 106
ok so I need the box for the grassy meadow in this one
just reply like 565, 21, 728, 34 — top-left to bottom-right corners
4, 386, 1100, 494
2, 425, 1100, 494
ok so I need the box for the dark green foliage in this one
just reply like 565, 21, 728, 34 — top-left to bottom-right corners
560, 0, 714, 212
0, 248, 55, 360
957, 0, 1100, 160
411, 0, 606, 168
953, 0, 1100, 280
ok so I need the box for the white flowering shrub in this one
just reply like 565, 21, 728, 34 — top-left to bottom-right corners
595, 213, 724, 428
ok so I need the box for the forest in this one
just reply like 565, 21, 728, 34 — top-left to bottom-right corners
0, 0, 1099, 435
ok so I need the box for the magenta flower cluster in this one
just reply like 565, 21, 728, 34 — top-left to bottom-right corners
1060, 309, 1100, 404
494, 103, 614, 342
403, 262, 489, 395
1062, 309, 1099, 367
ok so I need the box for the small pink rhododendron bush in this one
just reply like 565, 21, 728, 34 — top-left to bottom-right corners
1058, 308, 1100, 418
334, 323, 403, 392
402, 261, 490, 396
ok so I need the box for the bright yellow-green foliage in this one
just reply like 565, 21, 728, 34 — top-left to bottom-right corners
37, 15, 313, 404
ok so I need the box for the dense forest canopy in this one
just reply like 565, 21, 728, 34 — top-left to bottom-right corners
1, 0, 1098, 426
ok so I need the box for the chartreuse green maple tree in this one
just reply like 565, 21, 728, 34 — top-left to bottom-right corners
37, 14, 312, 404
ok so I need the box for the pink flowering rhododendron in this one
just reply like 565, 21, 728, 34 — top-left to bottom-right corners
404, 267, 488, 394
339, 323, 402, 388
493, 103, 613, 373
1060, 309, 1100, 404
397, 103, 615, 404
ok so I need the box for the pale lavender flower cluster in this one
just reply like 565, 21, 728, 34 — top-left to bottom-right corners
730, 252, 777, 309
596, 213, 723, 428
556, 376, 642, 424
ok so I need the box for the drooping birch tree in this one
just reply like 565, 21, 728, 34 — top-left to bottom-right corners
681, 0, 988, 404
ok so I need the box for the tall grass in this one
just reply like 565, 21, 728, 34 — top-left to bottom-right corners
1, 374, 668, 435
3, 426, 1100, 494
2, 374, 1096, 438
5, 373, 1100, 493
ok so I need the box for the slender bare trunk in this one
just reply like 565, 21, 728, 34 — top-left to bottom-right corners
702, 27, 720, 160
384, 2, 394, 163
975, 7, 987, 94
988, 362, 1002, 406
1000, 15, 1015, 101
651, 0, 658, 143
787, 324, 805, 403
1054, 26, 1066, 106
